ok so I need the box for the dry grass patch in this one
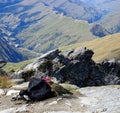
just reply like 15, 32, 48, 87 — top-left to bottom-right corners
0, 76, 13, 88
60, 33, 120, 62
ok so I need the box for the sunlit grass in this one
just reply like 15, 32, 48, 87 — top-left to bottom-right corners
60, 33, 120, 62
0, 76, 13, 88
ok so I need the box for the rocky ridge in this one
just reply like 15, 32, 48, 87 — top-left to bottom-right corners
10, 47, 120, 87
0, 48, 120, 113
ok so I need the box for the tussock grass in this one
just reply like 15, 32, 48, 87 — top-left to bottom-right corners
60, 33, 120, 62
0, 76, 13, 88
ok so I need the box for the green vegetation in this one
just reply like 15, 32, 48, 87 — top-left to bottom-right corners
3, 59, 33, 73
22, 69, 35, 81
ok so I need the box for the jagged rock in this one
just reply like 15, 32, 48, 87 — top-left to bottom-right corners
0, 69, 7, 76
104, 74, 120, 85
62, 49, 74, 58
70, 47, 94, 61
0, 59, 7, 76
98, 59, 120, 85
99, 59, 120, 76
10, 47, 120, 87
36, 49, 60, 61
53, 66, 68, 83
0, 59, 6, 68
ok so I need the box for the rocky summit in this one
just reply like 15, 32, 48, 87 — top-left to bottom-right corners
0, 48, 120, 113
10, 47, 120, 87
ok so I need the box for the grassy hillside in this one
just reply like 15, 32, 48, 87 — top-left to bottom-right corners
99, 11, 120, 34
3, 59, 33, 73
60, 33, 120, 62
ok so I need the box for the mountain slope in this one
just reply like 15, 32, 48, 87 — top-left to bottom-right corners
40, 0, 120, 34
61, 33, 120, 62
40, 0, 104, 23
0, 0, 120, 56
84, 0, 120, 34
0, 38, 26, 62
99, 11, 120, 34
0, 0, 97, 53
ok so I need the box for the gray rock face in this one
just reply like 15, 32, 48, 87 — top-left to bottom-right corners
11, 47, 120, 87
70, 47, 94, 61
36, 49, 60, 61
98, 59, 120, 85
0, 59, 6, 68
0, 59, 7, 76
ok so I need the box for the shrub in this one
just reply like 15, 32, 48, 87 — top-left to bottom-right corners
38, 60, 53, 75
22, 69, 35, 81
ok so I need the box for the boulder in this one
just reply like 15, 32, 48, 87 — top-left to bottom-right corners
70, 47, 94, 61
0, 69, 7, 76
36, 49, 60, 61
53, 66, 68, 83
98, 59, 120, 85
62, 49, 74, 58
0, 89, 5, 96
6, 90, 20, 96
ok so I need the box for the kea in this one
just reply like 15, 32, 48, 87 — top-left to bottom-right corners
47, 81, 73, 96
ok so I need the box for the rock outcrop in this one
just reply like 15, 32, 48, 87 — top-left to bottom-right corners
10, 47, 120, 87
0, 59, 7, 76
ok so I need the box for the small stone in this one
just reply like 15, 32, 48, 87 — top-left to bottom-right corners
10, 79, 24, 84
47, 101, 58, 106
6, 90, 20, 96
11, 82, 29, 90
0, 89, 5, 96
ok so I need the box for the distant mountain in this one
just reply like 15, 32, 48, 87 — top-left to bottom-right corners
40, 0, 104, 23
0, 0, 119, 57
0, 0, 98, 54
0, 37, 39, 62
39, 0, 120, 33
99, 11, 120, 34
61, 33, 120, 62
0, 38, 25, 62
85, 0, 120, 12
84, 0, 120, 33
